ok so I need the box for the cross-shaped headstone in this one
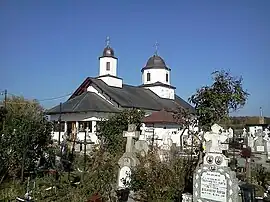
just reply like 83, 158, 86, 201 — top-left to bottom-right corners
264, 128, 270, 136
204, 132, 228, 153
123, 124, 140, 153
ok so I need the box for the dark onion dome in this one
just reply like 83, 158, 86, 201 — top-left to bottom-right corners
103, 46, 115, 57
141, 55, 171, 72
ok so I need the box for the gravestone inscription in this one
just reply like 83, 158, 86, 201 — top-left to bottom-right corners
193, 131, 239, 202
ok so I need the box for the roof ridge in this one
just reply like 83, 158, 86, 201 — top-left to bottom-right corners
72, 92, 88, 111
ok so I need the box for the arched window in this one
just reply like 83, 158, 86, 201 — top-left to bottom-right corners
147, 73, 151, 81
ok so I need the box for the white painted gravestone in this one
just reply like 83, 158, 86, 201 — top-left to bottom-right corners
193, 131, 239, 202
118, 124, 140, 189
134, 140, 149, 157
254, 130, 265, 153
264, 129, 270, 160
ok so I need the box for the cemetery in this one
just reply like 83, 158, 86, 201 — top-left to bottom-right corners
1, 70, 270, 202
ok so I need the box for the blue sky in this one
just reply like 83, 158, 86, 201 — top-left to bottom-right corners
0, 0, 269, 116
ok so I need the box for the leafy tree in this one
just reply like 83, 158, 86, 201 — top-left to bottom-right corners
188, 70, 249, 131
171, 70, 249, 193
0, 96, 53, 183
174, 70, 249, 151
97, 109, 145, 155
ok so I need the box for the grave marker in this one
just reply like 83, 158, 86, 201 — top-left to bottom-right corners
118, 124, 140, 189
193, 130, 239, 202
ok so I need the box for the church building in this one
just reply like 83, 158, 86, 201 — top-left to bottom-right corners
47, 37, 194, 145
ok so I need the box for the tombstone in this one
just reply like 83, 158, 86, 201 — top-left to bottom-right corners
134, 140, 149, 157
228, 128, 234, 139
118, 124, 140, 190
264, 129, 270, 160
242, 128, 247, 138
193, 130, 239, 202
204, 132, 228, 153
247, 132, 256, 152
254, 130, 265, 153
211, 124, 224, 134
182, 193, 193, 202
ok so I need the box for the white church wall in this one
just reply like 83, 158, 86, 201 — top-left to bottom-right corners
142, 68, 170, 85
146, 86, 175, 99
98, 76, 123, 88
99, 57, 117, 76
87, 85, 115, 105
141, 123, 186, 147
49, 111, 116, 144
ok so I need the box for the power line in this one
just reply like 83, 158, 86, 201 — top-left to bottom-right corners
1, 91, 72, 105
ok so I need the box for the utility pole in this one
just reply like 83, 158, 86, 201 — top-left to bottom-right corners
84, 129, 87, 173
21, 133, 28, 182
4, 89, 7, 109
2, 89, 7, 132
58, 102, 62, 145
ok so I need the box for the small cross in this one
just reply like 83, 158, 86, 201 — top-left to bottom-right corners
105, 36, 110, 47
154, 41, 159, 55
123, 124, 140, 153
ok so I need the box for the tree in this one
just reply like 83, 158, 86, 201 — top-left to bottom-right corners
188, 70, 249, 131
97, 109, 145, 156
0, 96, 53, 183
171, 70, 249, 193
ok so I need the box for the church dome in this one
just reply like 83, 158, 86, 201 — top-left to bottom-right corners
146, 55, 166, 67
102, 46, 115, 57
141, 55, 170, 72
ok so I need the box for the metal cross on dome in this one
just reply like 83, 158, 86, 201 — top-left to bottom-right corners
154, 41, 159, 55
105, 36, 110, 47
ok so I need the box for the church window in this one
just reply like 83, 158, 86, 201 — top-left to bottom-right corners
106, 62, 110, 71
147, 73, 151, 81
166, 73, 168, 82
78, 121, 92, 132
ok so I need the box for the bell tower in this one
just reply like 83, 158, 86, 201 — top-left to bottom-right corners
141, 42, 175, 99
97, 37, 122, 88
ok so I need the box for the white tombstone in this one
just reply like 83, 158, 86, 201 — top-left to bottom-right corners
228, 128, 234, 138
193, 127, 238, 202
118, 166, 131, 188
134, 140, 149, 156
211, 124, 224, 134
118, 124, 140, 190
204, 132, 228, 153
264, 134, 270, 159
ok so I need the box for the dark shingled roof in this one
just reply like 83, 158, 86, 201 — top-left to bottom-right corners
47, 91, 120, 114
47, 77, 194, 114
90, 78, 193, 111
143, 109, 178, 124
141, 55, 171, 72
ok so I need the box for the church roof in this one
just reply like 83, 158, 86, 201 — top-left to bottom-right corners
47, 91, 120, 114
141, 55, 171, 72
143, 109, 178, 124
140, 81, 176, 89
47, 77, 194, 115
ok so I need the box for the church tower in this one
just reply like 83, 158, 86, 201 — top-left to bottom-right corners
141, 42, 175, 99
97, 37, 123, 88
